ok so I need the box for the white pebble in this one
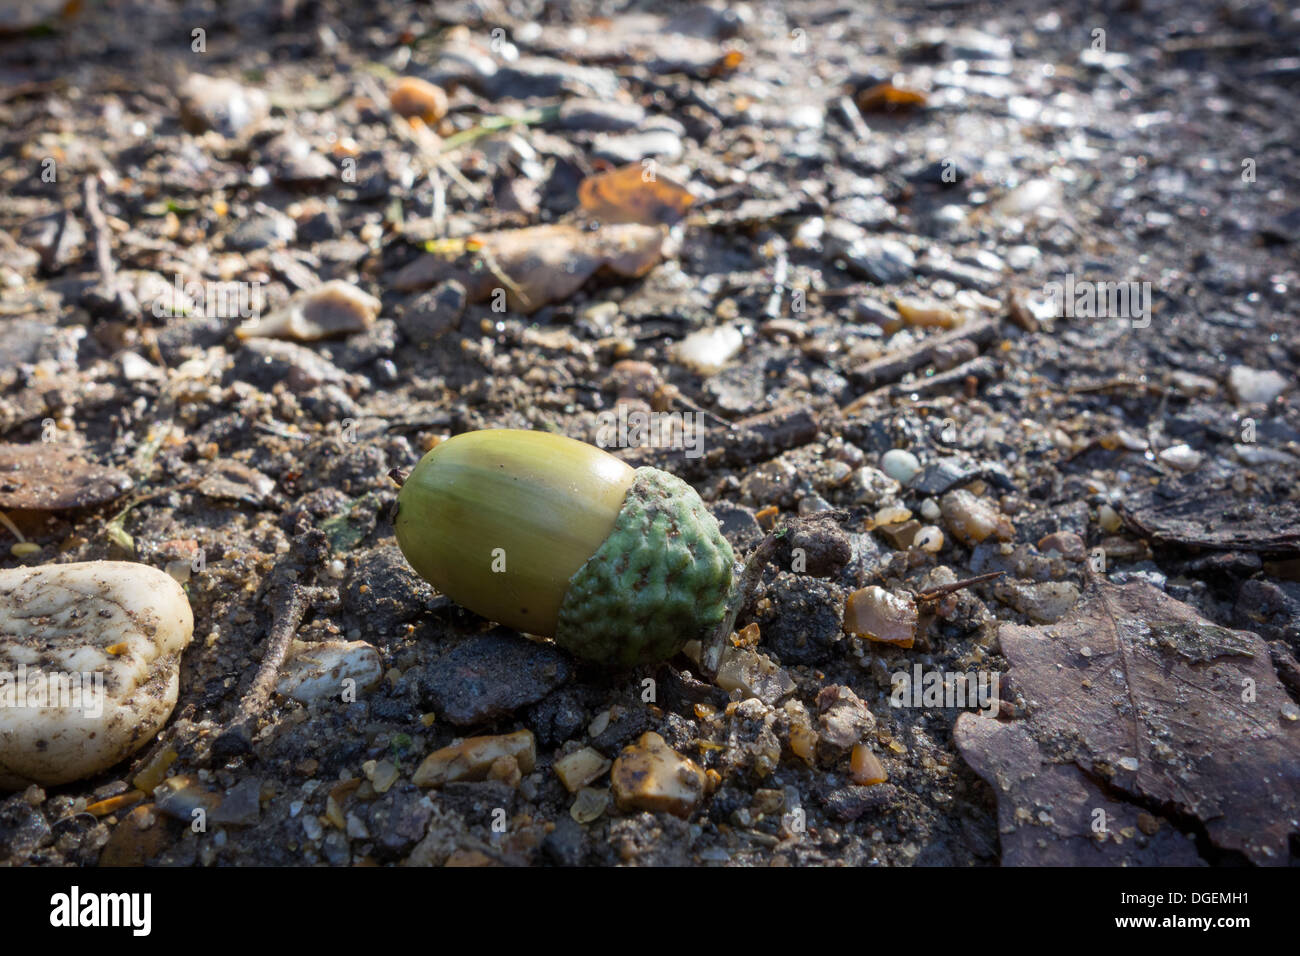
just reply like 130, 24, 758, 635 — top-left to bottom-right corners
0, 561, 193, 788
675, 325, 743, 376
1229, 366, 1289, 405
880, 449, 921, 484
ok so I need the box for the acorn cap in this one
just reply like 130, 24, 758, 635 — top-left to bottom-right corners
556, 466, 734, 667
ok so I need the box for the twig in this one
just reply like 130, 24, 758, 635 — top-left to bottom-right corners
842, 318, 1001, 411
915, 571, 1003, 602
701, 531, 781, 678
82, 171, 135, 317
211, 561, 335, 760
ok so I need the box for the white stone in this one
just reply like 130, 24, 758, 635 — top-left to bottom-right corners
1157, 444, 1202, 472
238, 280, 380, 342
0, 561, 193, 789
1229, 366, 1289, 405
275, 639, 382, 704
880, 448, 921, 484
674, 325, 743, 376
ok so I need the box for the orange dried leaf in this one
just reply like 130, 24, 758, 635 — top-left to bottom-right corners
856, 82, 927, 113
578, 164, 694, 226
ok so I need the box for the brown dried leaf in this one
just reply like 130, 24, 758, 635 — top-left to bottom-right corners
955, 718, 1203, 866
578, 164, 694, 226
0, 443, 133, 511
856, 82, 927, 113
1120, 474, 1300, 555
955, 577, 1300, 865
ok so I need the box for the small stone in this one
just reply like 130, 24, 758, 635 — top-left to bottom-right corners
880, 449, 921, 484
0, 444, 133, 511
843, 586, 918, 648
610, 732, 706, 819
1037, 531, 1086, 561
419, 631, 571, 726
1158, 444, 1203, 472
369, 760, 399, 794
874, 504, 912, 526
367, 786, 432, 859
389, 77, 449, 123
570, 787, 610, 824
553, 747, 612, 793
714, 646, 795, 704
398, 281, 466, 342
226, 210, 296, 251
412, 730, 536, 788
178, 74, 269, 138
276, 639, 382, 704
1097, 504, 1123, 533
98, 804, 166, 867
239, 280, 379, 342
210, 777, 262, 827
999, 580, 1080, 624
850, 744, 887, 785
592, 129, 683, 164
0, 794, 52, 858
264, 133, 336, 185
0, 562, 193, 789
19, 211, 86, 272
815, 685, 876, 752
835, 236, 916, 284
914, 526, 945, 553
1228, 366, 1289, 404
941, 489, 1014, 546
894, 296, 961, 329
556, 97, 646, 132
852, 465, 902, 505
991, 178, 1064, 221
675, 325, 743, 376
153, 775, 222, 823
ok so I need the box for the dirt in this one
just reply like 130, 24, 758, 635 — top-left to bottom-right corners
0, 0, 1298, 867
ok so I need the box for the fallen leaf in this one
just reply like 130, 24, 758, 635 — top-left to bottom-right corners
1120, 475, 1300, 555
856, 82, 928, 112
955, 576, 1300, 865
0, 443, 133, 511
955, 718, 1203, 865
578, 164, 694, 226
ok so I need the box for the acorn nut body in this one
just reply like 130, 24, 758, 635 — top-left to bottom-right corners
393, 429, 735, 667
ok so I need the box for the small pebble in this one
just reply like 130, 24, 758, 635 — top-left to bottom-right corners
0, 562, 193, 789
610, 732, 707, 819
389, 76, 449, 123
880, 449, 921, 484
675, 325, 743, 376
1228, 366, 1289, 405
843, 586, 918, 647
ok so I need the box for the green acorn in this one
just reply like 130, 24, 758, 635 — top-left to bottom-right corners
392, 429, 735, 667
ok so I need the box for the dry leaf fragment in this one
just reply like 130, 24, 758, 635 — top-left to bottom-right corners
578, 164, 694, 226
955, 576, 1300, 865
0, 444, 133, 511
856, 82, 928, 112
